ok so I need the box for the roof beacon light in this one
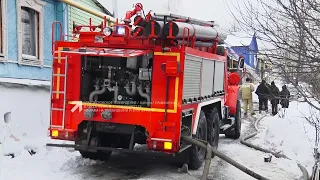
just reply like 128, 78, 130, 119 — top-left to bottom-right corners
116, 26, 126, 35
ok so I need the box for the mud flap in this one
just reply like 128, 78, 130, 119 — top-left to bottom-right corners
220, 118, 235, 134
222, 124, 236, 135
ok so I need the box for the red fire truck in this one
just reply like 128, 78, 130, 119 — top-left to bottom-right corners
48, 3, 245, 170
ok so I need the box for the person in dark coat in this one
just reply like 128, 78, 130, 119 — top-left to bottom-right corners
280, 85, 290, 108
255, 80, 270, 114
265, 83, 271, 109
269, 81, 280, 115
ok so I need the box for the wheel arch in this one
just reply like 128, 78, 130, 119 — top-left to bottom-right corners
202, 101, 222, 120
192, 98, 223, 135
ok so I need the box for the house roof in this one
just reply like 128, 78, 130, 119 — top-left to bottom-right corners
248, 33, 258, 52
92, 0, 114, 17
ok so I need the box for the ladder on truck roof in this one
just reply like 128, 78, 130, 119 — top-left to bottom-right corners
50, 54, 68, 129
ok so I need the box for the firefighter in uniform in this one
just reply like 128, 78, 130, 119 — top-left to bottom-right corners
240, 78, 255, 116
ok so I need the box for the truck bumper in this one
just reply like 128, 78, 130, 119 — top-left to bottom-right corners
48, 128, 76, 141
45, 143, 175, 156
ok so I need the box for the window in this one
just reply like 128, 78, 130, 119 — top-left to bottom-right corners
21, 7, 39, 58
17, 0, 44, 66
0, 0, 7, 60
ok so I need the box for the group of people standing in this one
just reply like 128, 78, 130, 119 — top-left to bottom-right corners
241, 78, 291, 116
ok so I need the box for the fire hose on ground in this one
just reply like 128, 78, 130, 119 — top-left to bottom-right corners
181, 114, 310, 180
181, 136, 271, 180
240, 114, 310, 180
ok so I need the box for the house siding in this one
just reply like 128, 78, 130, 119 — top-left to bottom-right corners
68, 0, 108, 38
1, 0, 112, 82
1, 0, 66, 81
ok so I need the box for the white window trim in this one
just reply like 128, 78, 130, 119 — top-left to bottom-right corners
17, 0, 45, 67
0, 0, 8, 61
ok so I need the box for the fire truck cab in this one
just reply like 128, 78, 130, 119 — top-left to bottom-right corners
48, 4, 244, 170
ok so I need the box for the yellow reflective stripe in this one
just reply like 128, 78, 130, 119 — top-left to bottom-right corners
68, 101, 176, 113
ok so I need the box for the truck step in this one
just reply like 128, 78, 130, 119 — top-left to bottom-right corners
52, 74, 66, 77
53, 57, 67, 60
50, 125, 64, 128
51, 108, 64, 111
52, 91, 65, 94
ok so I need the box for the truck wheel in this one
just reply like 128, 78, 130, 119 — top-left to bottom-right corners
79, 137, 112, 161
79, 150, 112, 161
188, 110, 207, 170
225, 100, 241, 139
206, 108, 220, 156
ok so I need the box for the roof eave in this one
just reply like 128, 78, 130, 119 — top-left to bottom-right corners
92, 0, 114, 17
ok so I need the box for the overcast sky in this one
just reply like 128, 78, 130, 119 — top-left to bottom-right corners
96, 0, 263, 47
99, 0, 241, 31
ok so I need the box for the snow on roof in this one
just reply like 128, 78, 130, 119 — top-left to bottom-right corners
0, 77, 50, 87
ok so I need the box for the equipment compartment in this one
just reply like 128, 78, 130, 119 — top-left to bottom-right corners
80, 53, 153, 107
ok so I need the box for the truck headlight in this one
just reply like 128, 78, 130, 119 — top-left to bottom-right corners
103, 27, 113, 36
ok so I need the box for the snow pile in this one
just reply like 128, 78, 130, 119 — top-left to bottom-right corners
0, 85, 50, 138
252, 101, 318, 174
0, 137, 103, 179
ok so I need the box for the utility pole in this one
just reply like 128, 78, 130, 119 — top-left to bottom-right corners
112, 0, 118, 19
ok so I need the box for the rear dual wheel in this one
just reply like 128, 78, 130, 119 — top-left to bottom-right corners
188, 108, 220, 170
188, 111, 207, 170
206, 108, 220, 153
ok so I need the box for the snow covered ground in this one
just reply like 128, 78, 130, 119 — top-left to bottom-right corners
0, 82, 316, 179
251, 101, 317, 175
0, 83, 50, 138
250, 81, 316, 176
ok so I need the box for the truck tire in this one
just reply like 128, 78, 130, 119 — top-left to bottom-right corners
79, 136, 112, 161
206, 108, 220, 156
225, 100, 241, 139
79, 150, 112, 161
188, 110, 207, 170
